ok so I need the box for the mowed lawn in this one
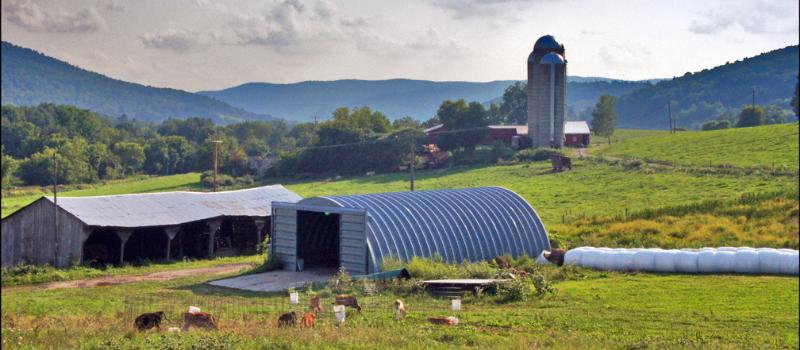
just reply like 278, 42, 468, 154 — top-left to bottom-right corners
597, 123, 800, 169
1, 270, 797, 349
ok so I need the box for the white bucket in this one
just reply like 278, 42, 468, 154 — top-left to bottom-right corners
451, 299, 461, 311
289, 292, 299, 304
188, 306, 201, 314
333, 305, 346, 324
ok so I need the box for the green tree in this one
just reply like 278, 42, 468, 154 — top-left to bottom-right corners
144, 136, 196, 175
435, 99, 489, 154
157, 117, 217, 144
735, 106, 766, 128
316, 107, 391, 146
392, 116, 421, 130
113, 142, 145, 176
590, 95, 617, 144
701, 119, 731, 131
1, 146, 19, 189
498, 82, 527, 124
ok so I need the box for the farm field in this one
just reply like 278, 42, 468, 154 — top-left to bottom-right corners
596, 123, 799, 169
1, 267, 797, 349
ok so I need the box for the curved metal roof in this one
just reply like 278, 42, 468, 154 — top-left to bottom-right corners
533, 35, 562, 50
44, 185, 302, 228
540, 52, 566, 65
298, 187, 551, 270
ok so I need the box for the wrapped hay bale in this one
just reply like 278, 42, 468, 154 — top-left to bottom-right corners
697, 250, 717, 273
612, 249, 637, 272
632, 249, 657, 271
779, 251, 799, 275
652, 250, 677, 273
564, 248, 585, 266
733, 249, 760, 274
714, 250, 736, 273
674, 250, 699, 273
757, 249, 783, 275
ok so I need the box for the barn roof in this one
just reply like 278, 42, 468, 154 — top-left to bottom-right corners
564, 121, 591, 134
298, 187, 551, 269
43, 185, 302, 228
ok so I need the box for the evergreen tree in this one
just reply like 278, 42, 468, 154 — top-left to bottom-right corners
590, 95, 617, 144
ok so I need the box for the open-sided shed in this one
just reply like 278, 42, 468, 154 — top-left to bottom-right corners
1, 185, 302, 267
271, 187, 551, 275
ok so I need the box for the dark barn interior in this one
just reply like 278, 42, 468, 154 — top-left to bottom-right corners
82, 229, 122, 267
296, 210, 340, 269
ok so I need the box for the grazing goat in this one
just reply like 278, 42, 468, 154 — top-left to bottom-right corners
134, 311, 165, 331
334, 295, 362, 312
300, 312, 316, 328
277, 312, 297, 327
427, 316, 459, 326
309, 296, 323, 314
394, 299, 406, 320
181, 312, 218, 331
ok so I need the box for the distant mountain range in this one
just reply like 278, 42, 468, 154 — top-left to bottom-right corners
1, 41, 267, 124
199, 78, 652, 122
2, 40, 796, 129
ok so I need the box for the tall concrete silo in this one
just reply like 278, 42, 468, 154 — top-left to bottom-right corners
527, 35, 567, 148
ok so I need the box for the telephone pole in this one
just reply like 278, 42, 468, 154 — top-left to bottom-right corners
409, 135, 415, 192
52, 150, 59, 265
210, 140, 223, 192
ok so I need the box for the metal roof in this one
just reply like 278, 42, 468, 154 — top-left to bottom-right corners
540, 52, 566, 65
564, 121, 591, 134
533, 35, 562, 50
298, 187, 551, 268
46, 185, 302, 228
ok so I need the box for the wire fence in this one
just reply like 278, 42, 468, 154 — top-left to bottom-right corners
123, 293, 476, 330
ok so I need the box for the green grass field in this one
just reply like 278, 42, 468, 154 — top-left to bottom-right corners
1, 124, 798, 349
597, 123, 799, 169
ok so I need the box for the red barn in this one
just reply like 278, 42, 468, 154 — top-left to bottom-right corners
563, 121, 590, 147
424, 124, 528, 146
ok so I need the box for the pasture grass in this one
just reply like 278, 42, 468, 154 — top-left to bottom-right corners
597, 123, 799, 169
1, 267, 797, 349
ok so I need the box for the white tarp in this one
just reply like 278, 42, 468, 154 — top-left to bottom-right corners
562, 247, 799, 275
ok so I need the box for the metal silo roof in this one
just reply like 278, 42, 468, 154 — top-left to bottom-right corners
45, 185, 302, 228
533, 35, 562, 50
298, 187, 551, 270
540, 52, 565, 65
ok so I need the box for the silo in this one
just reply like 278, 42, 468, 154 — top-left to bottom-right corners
527, 35, 567, 148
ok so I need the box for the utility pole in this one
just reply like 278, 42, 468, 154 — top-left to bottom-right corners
667, 101, 673, 133
52, 150, 59, 265
409, 135, 415, 192
210, 140, 223, 192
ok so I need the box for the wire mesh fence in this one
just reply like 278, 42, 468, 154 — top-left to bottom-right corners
123, 292, 477, 330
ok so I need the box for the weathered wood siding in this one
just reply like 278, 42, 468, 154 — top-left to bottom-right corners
1, 198, 87, 267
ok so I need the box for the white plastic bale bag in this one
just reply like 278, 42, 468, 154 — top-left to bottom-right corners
696, 250, 717, 273
580, 249, 601, 269
733, 249, 760, 274
757, 249, 783, 275
632, 250, 656, 271
563, 249, 583, 266
596, 249, 616, 270
779, 251, 799, 275
536, 251, 552, 265
653, 250, 677, 272
612, 250, 636, 272
674, 251, 699, 273
714, 251, 736, 273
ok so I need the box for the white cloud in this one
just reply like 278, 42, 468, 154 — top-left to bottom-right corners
141, 29, 203, 51
689, 1, 798, 35
3, 0, 104, 33
426, 0, 533, 19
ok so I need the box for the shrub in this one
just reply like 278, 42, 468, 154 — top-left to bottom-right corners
489, 141, 515, 162
495, 278, 530, 302
513, 148, 564, 162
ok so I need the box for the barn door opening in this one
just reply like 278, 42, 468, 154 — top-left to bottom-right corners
82, 229, 121, 267
296, 210, 340, 270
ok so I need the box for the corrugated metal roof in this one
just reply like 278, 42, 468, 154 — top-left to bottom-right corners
564, 121, 591, 134
298, 187, 551, 269
47, 185, 302, 228
488, 125, 528, 134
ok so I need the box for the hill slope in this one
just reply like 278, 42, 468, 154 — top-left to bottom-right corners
598, 123, 799, 169
200, 78, 650, 122
0, 41, 267, 124
617, 46, 799, 129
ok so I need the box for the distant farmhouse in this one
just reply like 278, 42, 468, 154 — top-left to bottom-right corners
426, 35, 589, 148
1, 185, 302, 267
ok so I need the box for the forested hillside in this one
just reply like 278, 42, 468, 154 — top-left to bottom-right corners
0, 42, 267, 124
616, 45, 799, 129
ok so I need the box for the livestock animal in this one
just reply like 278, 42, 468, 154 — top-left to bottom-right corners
300, 312, 316, 328
394, 299, 406, 320
427, 316, 459, 326
181, 312, 218, 331
334, 295, 362, 312
134, 311, 165, 331
544, 249, 566, 266
309, 296, 323, 314
550, 155, 572, 172
277, 312, 297, 327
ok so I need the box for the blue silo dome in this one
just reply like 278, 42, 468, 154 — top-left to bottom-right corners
533, 35, 562, 50
539, 52, 565, 65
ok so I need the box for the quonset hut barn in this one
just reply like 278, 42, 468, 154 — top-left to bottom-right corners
1, 185, 302, 267
270, 187, 551, 275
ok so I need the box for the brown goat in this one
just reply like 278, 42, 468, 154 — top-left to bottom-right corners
277, 312, 297, 327
394, 299, 406, 320
334, 294, 362, 312
427, 316, 459, 326
299, 312, 316, 328
181, 312, 218, 331
309, 296, 323, 314
134, 311, 165, 331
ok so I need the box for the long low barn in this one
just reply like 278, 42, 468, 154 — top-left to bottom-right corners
270, 187, 551, 275
1, 185, 302, 267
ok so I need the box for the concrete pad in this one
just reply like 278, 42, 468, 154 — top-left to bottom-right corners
209, 268, 335, 292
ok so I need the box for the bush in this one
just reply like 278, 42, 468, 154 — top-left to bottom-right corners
489, 141, 515, 162
513, 148, 564, 162
495, 278, 530, 302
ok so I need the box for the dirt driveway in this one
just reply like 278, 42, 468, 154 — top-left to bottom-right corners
4, 263, 254, 292
209, 268, 336, 292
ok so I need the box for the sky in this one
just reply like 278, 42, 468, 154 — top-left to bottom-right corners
2, 0, 798, 92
